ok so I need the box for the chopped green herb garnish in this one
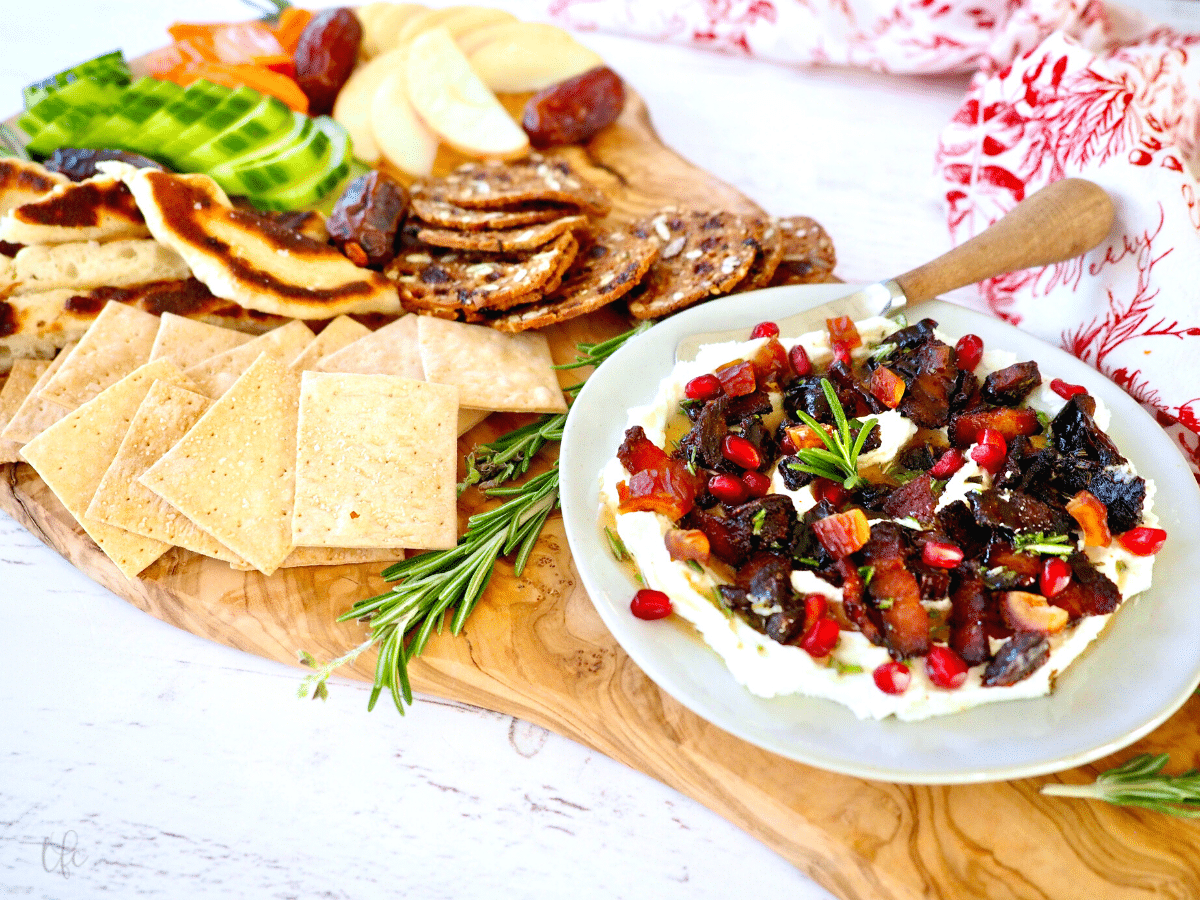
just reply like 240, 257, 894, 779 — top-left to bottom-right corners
686, 559, 705, 573
751, 507, 767, 535
857, 565, 875, 586
797, 557, 820, 568
1012, 531, 1074, 556
876, 597, 895, 610
605, 527, 630, 562
832, 659, 864, 676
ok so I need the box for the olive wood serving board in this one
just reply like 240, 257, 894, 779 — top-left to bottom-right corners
3, 92, 1199, 900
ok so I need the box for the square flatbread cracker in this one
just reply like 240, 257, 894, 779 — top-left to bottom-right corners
149, 311, 254, 370
416, 316, 567, 414
85, 381, 245, 565
230, 546, 400, 570
19, 359, 195, 579
37, 301, 161, 411
141, 351, 301, 576
289, 315, 371, 372
292, 372, 458, 550
1, 341, 79, 446
185, 318, 314, 398
0, 358, 51, 463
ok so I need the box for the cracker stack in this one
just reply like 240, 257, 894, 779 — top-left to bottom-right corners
2, 302, 569, 580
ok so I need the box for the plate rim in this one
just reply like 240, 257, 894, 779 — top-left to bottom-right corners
560, 283, 1200, 785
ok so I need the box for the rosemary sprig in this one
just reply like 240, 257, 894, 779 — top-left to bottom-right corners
1041, 754, 1200, 817
300, 322, 649, 713
1012, 531, 1074, 556
789, 378, 877, 489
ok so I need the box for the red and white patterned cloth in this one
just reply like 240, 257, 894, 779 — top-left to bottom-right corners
547, 0, 1200, 477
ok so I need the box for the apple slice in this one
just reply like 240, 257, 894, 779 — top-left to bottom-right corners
333, 46, 413, 165
465, 23, 605, 92
428, 6, 518, 41
371, 50, 440, 176
405, 27, 529, 160
362, 3, 427, 59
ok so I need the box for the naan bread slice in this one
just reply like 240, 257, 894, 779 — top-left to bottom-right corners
0, 173, 149, 245
121, 166, 401, 320
0, 159, 68, 216
11, 239, 190, 294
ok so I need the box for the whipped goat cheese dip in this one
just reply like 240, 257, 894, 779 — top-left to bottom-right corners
600, 317, 1158, 721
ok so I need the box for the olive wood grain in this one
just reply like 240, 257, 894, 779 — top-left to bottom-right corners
2, 91, 1197, 900
893, 177, 1115, 306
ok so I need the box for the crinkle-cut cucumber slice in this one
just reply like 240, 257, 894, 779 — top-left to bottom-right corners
127, 80, 228, 156
254, 117, 352, 212
76, 78, 183, 151
18, 77, 126, 146
206, 111, 310, 196
181, 94, 294, 173
158, 85, 260, 169
225, 116, 329, 197
23, 49, 130, 109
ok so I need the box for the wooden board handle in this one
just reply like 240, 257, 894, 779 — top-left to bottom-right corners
894, 178, 1115, 305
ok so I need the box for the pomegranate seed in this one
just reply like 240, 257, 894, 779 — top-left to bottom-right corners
1117, 526, 1167, 556
954, 333, 983, 371
922, 540, 964, 569
721, 433, 762, 470
873, 661, 912, 695
800, 617, 840, 658
684, 374, 722, 401
788, 344, 812, 376
1040, 557, 1072, 598
803, 593, 828, 630
832, 343, 853, 367
813, 478, 847, 508
1050, 378, 1088, 400
929, 449, 965, 479
630, 589, 672, 620
925, 644, 968, 689
742, 470, 771, 498
708, 473, 748, 505
750, 321, 780, 339
970, 442, 1006, 474
977, 427, 1006, 450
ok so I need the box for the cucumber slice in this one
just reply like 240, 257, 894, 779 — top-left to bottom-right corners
255, 117, 352, 212
157, 86, 260, 169
18, 76, 125, 143
77, 78, 183, 151
206, 111, 310, 196
23, 49, 130, 108
226, 116, 328, 197
180, 94, 294, 173
126, 80, 229, 156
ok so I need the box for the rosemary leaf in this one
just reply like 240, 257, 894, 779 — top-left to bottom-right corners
1041, 754, 1200, 817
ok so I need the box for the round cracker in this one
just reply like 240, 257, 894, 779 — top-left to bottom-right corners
436, 153, 611, 217
408, 214, 586, 252
768, 215, 837, 285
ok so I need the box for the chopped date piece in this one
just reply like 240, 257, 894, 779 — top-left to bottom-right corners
1051, 394, 1125, 467
327, 171, 408, 269
677, 395, 727, 470
948, 571, 991, 665
812, 508, 871, 558
992, 434, 1032, 491
898, 342, 957, 428
896, 443, 938, 474
44, 147, 164, 180
982, 632, 1050, 687
937, 499, 991, 560
782, 375, 834, 423
981, 361, 1041, 406
729, 494, 797, 550
522, 66, 626, 147
723, 389, 773, 422
949, 369, 981, 413
684, 508, 747, 567
880, 474, 937, 524
969, 488, 1075, 536
950, 407, 1041, 448
777, 456, 815, 492
1080, 468, 1146, 535
734, 552, 796, 620
887, 317, 939, 352
294, 8, 362, 114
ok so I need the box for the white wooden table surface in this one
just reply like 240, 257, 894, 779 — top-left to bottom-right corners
2, 1, 1195, 898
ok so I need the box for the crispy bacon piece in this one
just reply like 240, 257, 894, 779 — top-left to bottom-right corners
950, 407, 1041, 448
880, 474, 936, 524
750, 336, 790, 387
715, 360, 757, 397
981, 361, 1041, 406
948, 571, 991, 665
1049, 550, 1121, 620
860, 523, 930, 659
835, 557, 883, 645
616, 426, 700, 520
869, 365, 906, 409
665, 528, 710, 564
812, 508, 871, 558
826, 315, 862, 350
618, 425, 670, 473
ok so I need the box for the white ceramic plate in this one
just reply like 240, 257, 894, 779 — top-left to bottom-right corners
559, 283, 1200, 785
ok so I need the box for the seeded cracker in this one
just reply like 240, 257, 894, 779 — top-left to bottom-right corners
740, 216, 786, 291
1, 341, 78, 445
37, 301, 161, 411
0, 358, 51, 463
406, 214, 587, 253
86, 381, 245, 565
140, 352, 301, 576
768, 215, 837, 286
433, 153, 611, 217
386, 231, 578, 318
409, 194, 566, 232
20, 359, 196, 579
626, 210, 758, 320
486, 224, 661, 332
292, 372, 458, 550
417, 316, 568, 414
